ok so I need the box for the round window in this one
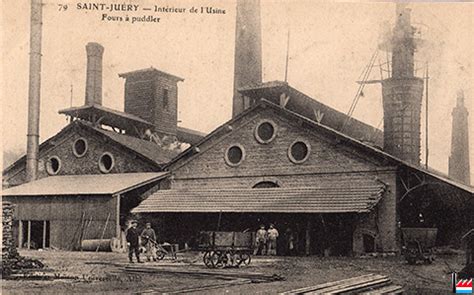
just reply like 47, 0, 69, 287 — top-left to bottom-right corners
255, 120, 277, 144
73, 138, 88, 157
288, 140, 311, 164
99, 152, 115, 173
46, 156, 61, 175
225, 145, 245, 166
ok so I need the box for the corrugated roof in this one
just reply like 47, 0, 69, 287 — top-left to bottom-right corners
2, 172, 168, 196
132, 185, 385, 214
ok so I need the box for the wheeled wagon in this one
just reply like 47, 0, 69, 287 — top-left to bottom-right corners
199, 231, 255, 268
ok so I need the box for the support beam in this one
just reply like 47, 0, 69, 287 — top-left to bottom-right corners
27, 221, 31, 250
305, 216, 312, 256
43, 220, 47, 248
19, 220, 24, 248
115, 194, 121, 238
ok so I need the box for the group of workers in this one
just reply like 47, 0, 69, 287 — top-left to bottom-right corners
254, 223, 280, 256
125, 220, 157, 263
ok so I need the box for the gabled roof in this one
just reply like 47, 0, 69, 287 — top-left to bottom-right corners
238, 81, 383, 147
132, 184, 385, 214
165, 99, 473, 195
2, 172, 168, 196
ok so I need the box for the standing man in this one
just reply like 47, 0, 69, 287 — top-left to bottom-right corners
126, 220, 142, 263
254, 224, 267, 256
141, 222, 157, 262
267, 223, 279, 256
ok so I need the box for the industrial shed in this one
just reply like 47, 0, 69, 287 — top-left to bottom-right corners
133, 99, 473, 256
2, 172, 167, 250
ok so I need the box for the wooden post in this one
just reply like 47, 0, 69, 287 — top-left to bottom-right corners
27, 221, 31, 249
19, 220, 24, 248
115, 194, 121, 238
42, 220, 47, 248
305, 216, 311, 256
96, 213, 111, 252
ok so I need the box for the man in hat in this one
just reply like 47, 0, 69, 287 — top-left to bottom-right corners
267, 223, 279, 256
254, 224, 267, 256
126, 220, 142, 263
141, 222, 157, 262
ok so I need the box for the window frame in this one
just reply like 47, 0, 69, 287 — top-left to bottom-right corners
288, 139, 311, 164
224, 144, 246, 167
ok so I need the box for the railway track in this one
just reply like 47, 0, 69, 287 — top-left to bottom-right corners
281, 273, 403, 294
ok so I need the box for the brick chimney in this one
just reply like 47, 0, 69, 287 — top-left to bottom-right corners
85, 42, 104, 105
119, 68, 184, 137
449, 90, 471, 185
381, 5, 423, 165
232, 0, 262, 118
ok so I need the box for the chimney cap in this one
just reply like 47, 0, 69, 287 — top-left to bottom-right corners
86, 42, 104, 54
119, 67, 184, 82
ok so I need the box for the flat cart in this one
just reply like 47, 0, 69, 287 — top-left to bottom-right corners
199, 231, 255, 268
401, 227, 438, 265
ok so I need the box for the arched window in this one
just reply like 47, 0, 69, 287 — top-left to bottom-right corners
252, 181, 280, 188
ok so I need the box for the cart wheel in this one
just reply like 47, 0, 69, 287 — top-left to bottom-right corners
211, 251, 225, 268
238, 253, 251, 266
156, 250, 166, 260
203, 251, 214, 268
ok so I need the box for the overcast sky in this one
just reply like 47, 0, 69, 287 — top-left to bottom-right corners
1, 1, 473, 183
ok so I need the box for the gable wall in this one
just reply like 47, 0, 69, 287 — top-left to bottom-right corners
4, 125, 156, 187
171, 107, 388, 188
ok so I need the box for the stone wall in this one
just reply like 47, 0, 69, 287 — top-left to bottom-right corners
2, 201, 18, 260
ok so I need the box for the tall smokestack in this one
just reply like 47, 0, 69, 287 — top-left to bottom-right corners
232, 0, 262, 118
26, 0, 43, 182
381, 4, 424, 165
85, 42, 104, 105
449, 90, 471, 185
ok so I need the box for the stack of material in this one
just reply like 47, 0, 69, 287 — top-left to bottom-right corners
281, 274, 403, 294
1, 201, 45, 277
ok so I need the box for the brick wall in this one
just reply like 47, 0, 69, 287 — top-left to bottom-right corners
123, 71, 179, 137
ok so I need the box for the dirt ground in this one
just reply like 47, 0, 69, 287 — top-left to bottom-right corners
1, 249, 465, 294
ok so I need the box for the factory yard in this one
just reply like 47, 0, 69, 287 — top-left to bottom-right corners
2, 249, 464, 294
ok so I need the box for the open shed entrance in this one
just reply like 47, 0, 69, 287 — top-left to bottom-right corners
19, 220, 50, 249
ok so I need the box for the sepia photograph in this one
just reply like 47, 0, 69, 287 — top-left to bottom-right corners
1, 0, 473, 293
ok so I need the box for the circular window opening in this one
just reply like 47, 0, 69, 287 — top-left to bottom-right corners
225, 145, 245, 166
46, 156, 61, 175
73, 138, 88, 157
288, 140, 311, 163
255, 121, 277, 144
99, 152, 115, 173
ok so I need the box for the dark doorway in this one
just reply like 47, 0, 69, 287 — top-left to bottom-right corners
20, 220, 50, 249
363, 234, 376, 253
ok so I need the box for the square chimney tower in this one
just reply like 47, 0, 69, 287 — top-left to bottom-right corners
119, 68, 184, 137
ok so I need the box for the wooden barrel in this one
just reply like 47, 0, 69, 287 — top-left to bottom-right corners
81, 239, 112, 252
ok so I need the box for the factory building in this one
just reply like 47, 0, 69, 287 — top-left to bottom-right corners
2, 3, 472, 255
